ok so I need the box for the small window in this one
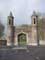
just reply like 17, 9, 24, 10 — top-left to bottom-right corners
9, 19, 13, 25
34, 18, 35, 24
9, 19, 11, 25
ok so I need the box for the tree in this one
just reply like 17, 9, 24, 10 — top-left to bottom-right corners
0, 22, 5, 38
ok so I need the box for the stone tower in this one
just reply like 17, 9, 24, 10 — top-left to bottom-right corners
7, 12, 15, 46
31, 11, 38, 45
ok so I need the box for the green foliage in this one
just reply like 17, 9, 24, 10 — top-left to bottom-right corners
0, 32, 4, 38
18, 33, 26, 46
0, 23, 5, 38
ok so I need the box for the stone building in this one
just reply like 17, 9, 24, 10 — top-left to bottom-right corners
6, 11, 38, 46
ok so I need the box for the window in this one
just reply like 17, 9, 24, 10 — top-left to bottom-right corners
9, 19, 13, 25
34, 18, 35, 24
9, 19, 11, 25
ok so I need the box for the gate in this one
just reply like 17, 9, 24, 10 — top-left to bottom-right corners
18, 33, 26, 46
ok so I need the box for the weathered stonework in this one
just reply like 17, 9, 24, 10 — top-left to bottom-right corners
7, 11, 38, 46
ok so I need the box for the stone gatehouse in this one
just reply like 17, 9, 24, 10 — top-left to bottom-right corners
6, 11, 38, 46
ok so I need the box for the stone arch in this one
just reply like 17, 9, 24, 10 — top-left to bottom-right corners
17, 32, 28, 46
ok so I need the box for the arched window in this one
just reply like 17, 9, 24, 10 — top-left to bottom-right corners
34, 18, 35, 24
9, 19, 11, 25
9, 19, 13, 25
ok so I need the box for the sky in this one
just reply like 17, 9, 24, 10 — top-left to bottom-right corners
0, 0, 45, 26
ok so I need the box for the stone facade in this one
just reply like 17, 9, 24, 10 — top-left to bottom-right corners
7, 11, 38, 46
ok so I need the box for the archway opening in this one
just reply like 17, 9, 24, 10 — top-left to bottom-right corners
18, 33, 27, 46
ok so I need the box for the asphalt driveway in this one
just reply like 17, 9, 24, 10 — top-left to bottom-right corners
0, 46, 45, 60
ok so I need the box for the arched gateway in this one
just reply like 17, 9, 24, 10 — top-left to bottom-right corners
7, 11, 38, 46
18, 33, 27, 46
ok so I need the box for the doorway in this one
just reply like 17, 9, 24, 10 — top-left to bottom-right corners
18, 33, 27, 46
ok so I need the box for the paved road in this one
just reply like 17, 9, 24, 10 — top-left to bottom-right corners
0, 46, 45, 60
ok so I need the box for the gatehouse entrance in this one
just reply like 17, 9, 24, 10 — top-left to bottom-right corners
18, 33, 27, 46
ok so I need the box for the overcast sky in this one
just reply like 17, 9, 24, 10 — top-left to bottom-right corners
0, 0, 45, 26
